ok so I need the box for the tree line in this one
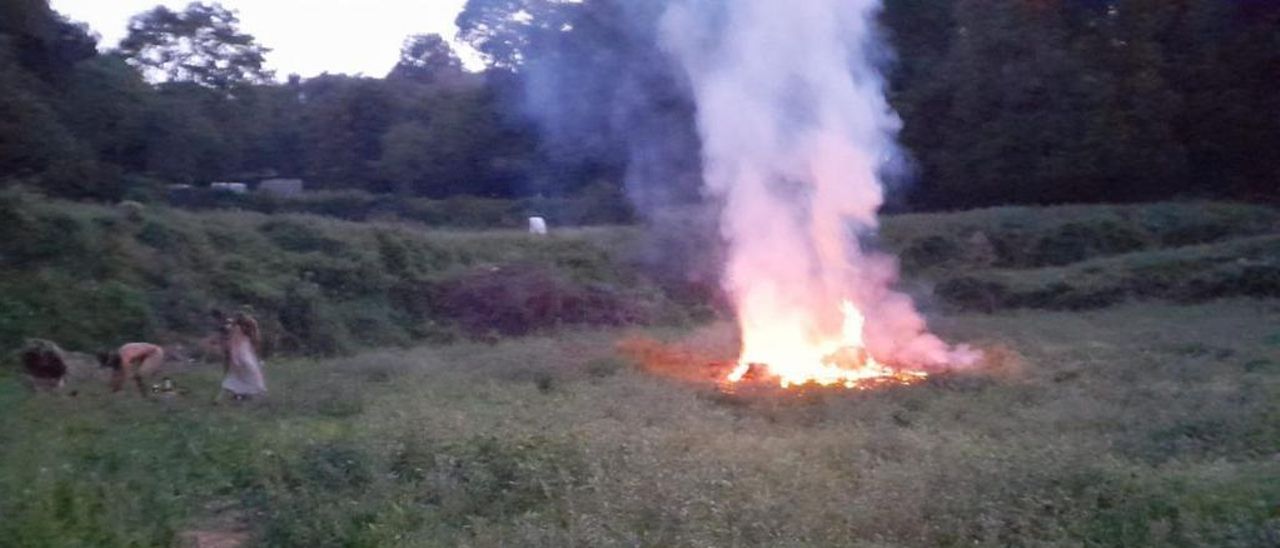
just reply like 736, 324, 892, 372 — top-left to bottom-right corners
1, 0, 1277, 209
0, 0, 544, 202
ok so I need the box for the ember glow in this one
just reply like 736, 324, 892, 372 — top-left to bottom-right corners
663, 0, 978, 389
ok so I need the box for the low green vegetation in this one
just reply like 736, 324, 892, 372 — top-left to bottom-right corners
0, 188, 683, 356
880, 202, 1280, 313
1, 300, 1276, 546
885, 201, 1279, 272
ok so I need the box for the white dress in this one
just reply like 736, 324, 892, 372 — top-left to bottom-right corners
222, 330, 267, 395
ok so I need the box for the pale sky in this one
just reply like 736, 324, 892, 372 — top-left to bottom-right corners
50, 0, 483, 78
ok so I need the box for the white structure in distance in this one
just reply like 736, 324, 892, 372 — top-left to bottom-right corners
210, 182, 249, 194
528, 216, 548, 235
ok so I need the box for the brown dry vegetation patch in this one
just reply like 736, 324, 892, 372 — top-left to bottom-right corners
617, 325, 738, 385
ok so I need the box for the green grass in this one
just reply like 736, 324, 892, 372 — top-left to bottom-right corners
2, 300, 1277, 546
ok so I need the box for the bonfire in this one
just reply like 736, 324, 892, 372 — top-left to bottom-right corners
661, 0, 978, 390
726, 301, 927, 390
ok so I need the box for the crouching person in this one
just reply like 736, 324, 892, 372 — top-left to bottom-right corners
99, 342, 165, 396
214, 311, 267, 403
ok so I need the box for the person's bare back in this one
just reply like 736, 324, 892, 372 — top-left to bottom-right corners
99, 342, 165, 395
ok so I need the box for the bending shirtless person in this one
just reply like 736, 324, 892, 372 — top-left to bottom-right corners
99, 343, 165, 396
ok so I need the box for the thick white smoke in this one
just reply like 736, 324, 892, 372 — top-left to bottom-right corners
661, 0, 977, 371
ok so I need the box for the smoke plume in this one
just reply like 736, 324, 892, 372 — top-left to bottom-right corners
660, 0, 977, 370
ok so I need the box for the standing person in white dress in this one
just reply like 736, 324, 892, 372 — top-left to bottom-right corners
212, 310, 267, 403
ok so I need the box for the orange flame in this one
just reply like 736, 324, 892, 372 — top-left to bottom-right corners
725, 299, 926, 389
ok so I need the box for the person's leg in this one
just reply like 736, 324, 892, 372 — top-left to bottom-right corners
213, 352, 231, 404
133, 371, 149, 396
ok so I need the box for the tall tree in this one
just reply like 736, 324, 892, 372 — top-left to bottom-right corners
456, 0, 579, 70
300, 75, 400, 190
118, 2, 272, 89
62, 55, 154, 173
388, 34, 463, 84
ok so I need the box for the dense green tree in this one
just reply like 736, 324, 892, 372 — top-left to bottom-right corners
388, 34, 464, 84
0, 45, 100, 196
141, 84, 230, 184
1068, 0, 1187, 201
300, 75, 400, 189
61, 55, 153, 173
0, 3, 105, 198
456, 0, 571, 70
377, 121, 433, 195
1153, 0, 1280, 199
118, 2, 271, 89
0, 0, 96, 82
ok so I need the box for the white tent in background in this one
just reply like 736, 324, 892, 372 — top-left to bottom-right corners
529, 216, 548, 235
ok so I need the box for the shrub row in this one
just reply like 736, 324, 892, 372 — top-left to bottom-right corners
885, 202, 1279, 273
935, 236, 1280, 312
166, 185, 635, 228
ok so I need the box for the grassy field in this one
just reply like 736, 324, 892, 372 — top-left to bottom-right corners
1, 299, 1277, 546
2, 199, 1278, 546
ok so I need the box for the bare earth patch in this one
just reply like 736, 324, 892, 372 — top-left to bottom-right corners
179, 500, 251, 548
